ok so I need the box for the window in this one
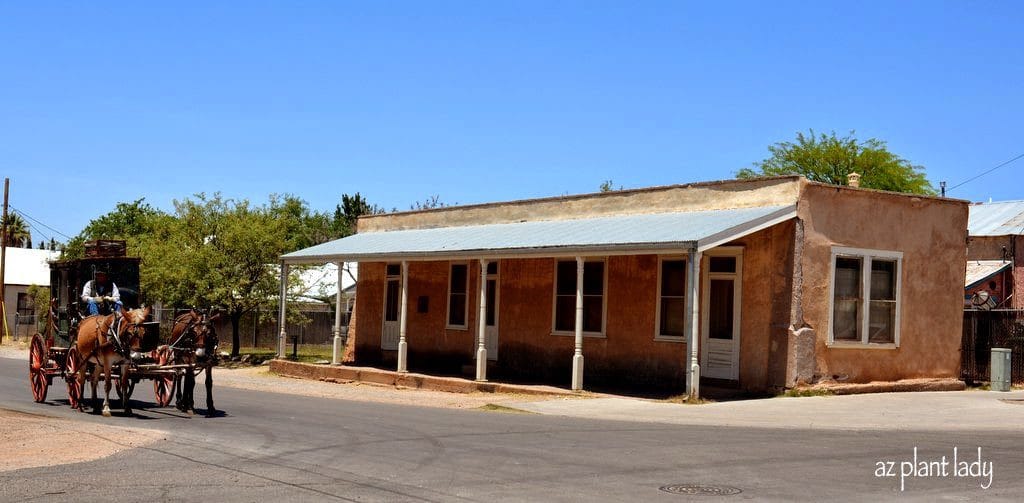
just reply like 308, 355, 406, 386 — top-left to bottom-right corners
829, 247, 902, 347
553, 259, 605, 334
447, 263, 468, 328
657, 258, 687, 339
17, 293, 32, 315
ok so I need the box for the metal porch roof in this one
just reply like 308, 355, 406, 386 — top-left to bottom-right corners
282, 205, 796, 264
968, 200, 1024, 236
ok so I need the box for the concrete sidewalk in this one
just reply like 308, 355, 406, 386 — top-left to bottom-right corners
509, 390, 1024, 431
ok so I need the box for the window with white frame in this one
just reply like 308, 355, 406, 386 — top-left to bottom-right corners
553, 259, 605, 334
657, 258, 687, 338
829, 247, 902, 346
447, 263, 468, 328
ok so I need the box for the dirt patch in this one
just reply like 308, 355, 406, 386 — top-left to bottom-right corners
0, 408, 165, 472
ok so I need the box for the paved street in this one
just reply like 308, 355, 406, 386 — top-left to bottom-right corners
2, 355, 1023, 502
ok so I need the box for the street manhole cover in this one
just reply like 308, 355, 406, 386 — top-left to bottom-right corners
659, 484, 742, 496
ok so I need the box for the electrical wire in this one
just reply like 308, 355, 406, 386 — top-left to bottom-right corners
947, 152, 1024, 192
9, 206, 73, 240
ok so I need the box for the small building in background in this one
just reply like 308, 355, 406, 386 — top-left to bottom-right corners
2, 247, 60, 339
966, 200, 1024, 309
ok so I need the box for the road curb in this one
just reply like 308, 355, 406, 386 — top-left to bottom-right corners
269, 360, 578, 397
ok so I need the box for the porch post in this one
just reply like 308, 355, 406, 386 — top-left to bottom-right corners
571, 256, 585, 391
332, 261, 344, 365
686, 250, 702, 399
277, 262, 289, 359
397, 260, 409, 373
476, 259, 489, 381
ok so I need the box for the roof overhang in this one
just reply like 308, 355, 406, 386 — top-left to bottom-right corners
281, 204, 797, 265
965, 260, 1012, 289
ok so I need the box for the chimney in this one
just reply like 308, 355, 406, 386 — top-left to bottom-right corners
847, 172, 861, 188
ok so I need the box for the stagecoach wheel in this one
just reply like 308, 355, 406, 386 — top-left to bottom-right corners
153, 351, 175, 407
112, 376, 135, 401
65, 346, 84, 410
29, 334, 49, 403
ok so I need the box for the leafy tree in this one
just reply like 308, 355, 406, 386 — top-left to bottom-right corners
599, 180, 622, 192
138, 193, 299, 357
737, 130, 935, 194
2, 213, 31, 248
64, 199, 166, 258
268, 194, 335, 250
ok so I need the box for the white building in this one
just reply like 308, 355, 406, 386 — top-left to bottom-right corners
2, 247, 60, 339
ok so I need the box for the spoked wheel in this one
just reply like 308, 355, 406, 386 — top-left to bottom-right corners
65, 346, 84, 410
153, 351, 175, 407
29, 334, 49, 403
113, 376, 135, 401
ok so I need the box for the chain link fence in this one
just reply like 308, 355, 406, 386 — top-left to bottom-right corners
12, 313, 41, 341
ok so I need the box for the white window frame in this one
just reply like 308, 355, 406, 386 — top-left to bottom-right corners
654, 255, 688, 342
827, 246, 903, 349
551, 257, 608, 338
446, 261, 469, 330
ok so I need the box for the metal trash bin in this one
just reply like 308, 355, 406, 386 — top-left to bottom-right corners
991, 348, 1012, 392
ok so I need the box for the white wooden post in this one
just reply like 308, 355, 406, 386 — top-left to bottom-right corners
571, 256, 585, 391
686, 250, 702, 399
397, 260, 409, 373
476, 259, 489, 381
332, 261, 344, 365
277, 262, 289, 359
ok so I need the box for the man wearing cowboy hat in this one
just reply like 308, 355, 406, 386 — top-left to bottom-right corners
81, 269, 122, 316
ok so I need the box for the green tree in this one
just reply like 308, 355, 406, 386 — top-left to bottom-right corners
2, 213, 31, 248
736, 130, 935, 194
64, 199, 167, 258
138, 193, 295, 357
332, 192, 382, 237
268, 194, 334, 250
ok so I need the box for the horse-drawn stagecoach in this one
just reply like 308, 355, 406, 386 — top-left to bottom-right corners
27, 240, 219, 416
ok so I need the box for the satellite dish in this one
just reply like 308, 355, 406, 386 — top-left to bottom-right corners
971, 291, 997, 310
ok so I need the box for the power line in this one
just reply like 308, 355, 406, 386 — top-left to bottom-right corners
10, 206, 73, 240
947, 152, 1024, 192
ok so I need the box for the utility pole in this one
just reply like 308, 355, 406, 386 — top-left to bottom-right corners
1, 178, 9, 344
940, 181, 947, 198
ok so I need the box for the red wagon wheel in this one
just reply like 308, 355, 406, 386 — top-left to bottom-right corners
153, 350, 175, 407
29, 333, 49, 403
65, 346, 84, 410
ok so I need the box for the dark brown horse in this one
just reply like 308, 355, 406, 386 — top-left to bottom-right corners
155, 309, 220, 416
73, 307, 151, 416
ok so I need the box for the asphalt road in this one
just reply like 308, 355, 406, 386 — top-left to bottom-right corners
1, 355, 1022, 502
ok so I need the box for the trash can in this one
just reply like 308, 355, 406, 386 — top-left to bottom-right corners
991, 348, 1012, 392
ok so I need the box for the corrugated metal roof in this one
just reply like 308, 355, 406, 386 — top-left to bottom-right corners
968, 200, 1024, 236
2, 248, 60, 286
965, 260, 1011, 289
282, 205, 796, 263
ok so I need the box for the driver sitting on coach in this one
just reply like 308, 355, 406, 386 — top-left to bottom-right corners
81, 269, 122, 316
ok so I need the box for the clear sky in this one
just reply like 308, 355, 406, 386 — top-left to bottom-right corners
2, 1, 1022, 245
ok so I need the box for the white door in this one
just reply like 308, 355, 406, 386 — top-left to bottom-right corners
381, 265, 401, 350
485, 262, 499, 360
701, 250, 742, 380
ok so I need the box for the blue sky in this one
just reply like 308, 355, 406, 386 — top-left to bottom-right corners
2, 1, 1022, 244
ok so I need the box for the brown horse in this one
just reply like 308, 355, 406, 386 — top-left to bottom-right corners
155, 309, 220, 416
73, 307, 151, 416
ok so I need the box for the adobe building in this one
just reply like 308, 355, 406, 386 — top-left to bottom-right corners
280, 176, 968, 395
965, 200, 1024, 309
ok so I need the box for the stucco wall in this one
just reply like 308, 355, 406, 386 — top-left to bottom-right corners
358, 177, 802, 232
796, 182, 969, 383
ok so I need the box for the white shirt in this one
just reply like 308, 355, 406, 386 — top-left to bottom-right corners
81, 280, 120, 303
